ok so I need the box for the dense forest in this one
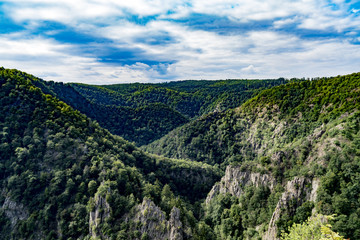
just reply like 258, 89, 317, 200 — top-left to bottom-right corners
33, 77, 288, 145
0, 67, 359, 239
145, 73, 360, 166
145, 73, 360, 239
0, 68, 221, 239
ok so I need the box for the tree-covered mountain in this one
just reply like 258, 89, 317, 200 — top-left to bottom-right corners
145, 73, 360, 239
0, 68, 222, 239
144, 74, 360, 167
1, 68, 360, 240
33, 77, 287, 145
31, 81, 188, 146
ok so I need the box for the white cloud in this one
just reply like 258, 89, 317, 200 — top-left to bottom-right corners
3, 1, 117, 25
0, 34, 163, 84
3, 0, 186, 24
241, 65, 258, 74
3, 0, 360, 32
1, 0, 360, 83
273, 17, 298, 28
2, 30, 360, 83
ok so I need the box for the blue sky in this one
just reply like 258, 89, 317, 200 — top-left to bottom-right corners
0, 0, 360, 84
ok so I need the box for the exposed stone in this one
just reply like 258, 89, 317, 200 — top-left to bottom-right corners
206, 166, 276, 204
128, 198, 184, 240
89, 195, 111, 239
2, 197, 29, 227
205, 166, 321, 240
132, 198, 168, 239
309, 178, 320, 202
264, 177, 319, 240
169, 207, 183, 240
310, 178, 320, 215
309, 126, 325, 142
271, 151, 286, 164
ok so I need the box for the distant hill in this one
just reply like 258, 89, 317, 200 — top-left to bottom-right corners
33, 77, 288, 145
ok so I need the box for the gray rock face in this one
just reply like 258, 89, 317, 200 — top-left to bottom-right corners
264, 177, 319, 240
169, 207, 183, 240
309, 178, 320, 202
132, 198, 168, 239
206, 166, 276, 204
2, 197, 29, 227
89, 195, 111, 239
129, 198, 184, 240
205, 166, 320, 240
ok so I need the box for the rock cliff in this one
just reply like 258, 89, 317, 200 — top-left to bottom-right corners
205, 166, 320, 239
127, 198, 184, 240
264, 177, 309, 240
89, 194, 111, 239
206, 166, 277, 204
264, 177, 319, 240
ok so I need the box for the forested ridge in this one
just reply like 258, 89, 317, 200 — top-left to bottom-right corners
33, 76, 287, 145
0, 68, 222, 239
1, 67, 360, 239
145, 73, 360, 239
145, 73, 360, 166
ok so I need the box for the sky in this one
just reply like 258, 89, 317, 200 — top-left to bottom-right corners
0, 0, 360, 84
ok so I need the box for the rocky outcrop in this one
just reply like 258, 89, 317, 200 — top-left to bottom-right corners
205, 166, 321, 240
131, 198, 169, 239
128, 198, 183, 240
89, 195, 111, 239
264, 177, 320, 240
2, 197, 29, 227
309, 178, 320, 202
169, 207, 183, 240
206, 166, 276, 204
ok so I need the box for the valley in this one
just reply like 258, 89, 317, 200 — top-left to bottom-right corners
1, 68, 359, 239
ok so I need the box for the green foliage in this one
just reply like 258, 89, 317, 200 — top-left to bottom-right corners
145, 73, 360, 168
0, 68, 217, 239
281, 215, 345, 240
34, 77, 287, 145
202, 185, 281, 239
145, 72, 360, 239
1, 68, 360, 239
276, 201, 315, 236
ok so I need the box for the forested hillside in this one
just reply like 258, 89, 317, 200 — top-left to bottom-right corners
32, 81, 188, 146
145, 73, 360, 239
0, 68, 222, 239
98, 79, 289, 118
145, 74, 360, 166
33, 77, 287, 145
1, 68, 360, 240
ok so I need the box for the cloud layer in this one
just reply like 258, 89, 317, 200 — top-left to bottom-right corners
1, 0, 360, 83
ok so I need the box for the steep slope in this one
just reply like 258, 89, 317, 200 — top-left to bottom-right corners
32, 81, 188, 146
34, 78, 287, 145
145, 73, 360, 238
2, 68, 360, 239
0, 68, 221, 239
145, 74, 360, 166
